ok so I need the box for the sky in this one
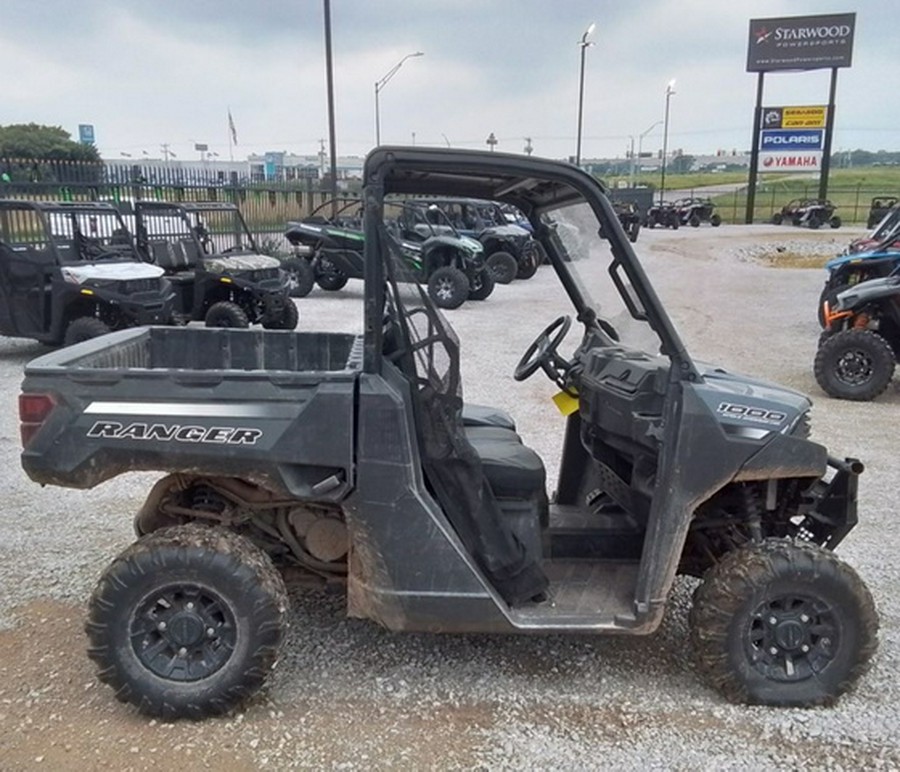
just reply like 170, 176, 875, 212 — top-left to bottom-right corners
1, 0, 896, 163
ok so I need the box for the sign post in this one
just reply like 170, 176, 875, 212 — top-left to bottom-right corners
744, 13, 855, 223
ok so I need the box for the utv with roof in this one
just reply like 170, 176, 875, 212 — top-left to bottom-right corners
645, 201, 680, 229
772, 198, 840, 229
19, 147, 877, 720
0, 200, 173, 346
409, 197, 541, 283
866, 196, 898, 229
285, 198, 493, 309
672, 197, 722, 227
135, 201, 297, 330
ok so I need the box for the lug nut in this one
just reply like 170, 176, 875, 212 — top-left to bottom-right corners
769, 616, 777, 625
800, 614, 810, 623
801, 644, 810, 653
178, 647, 187, 657
770, 647, 779, 655
157, 621, 167, 631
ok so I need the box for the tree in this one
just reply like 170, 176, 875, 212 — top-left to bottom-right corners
0, 123, 100, 162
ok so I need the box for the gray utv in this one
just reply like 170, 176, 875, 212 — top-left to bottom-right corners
19, 148, 877, 719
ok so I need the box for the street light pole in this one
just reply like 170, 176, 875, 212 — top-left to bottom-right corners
660, 79, 676, 205
575, 22, 595, 167
633, 120, 663, 187
374, 51, 424, 146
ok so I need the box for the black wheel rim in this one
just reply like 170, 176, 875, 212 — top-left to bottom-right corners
435, 277, 456, 301
131, 584, 237, 682
835, 348, 875, 386
744, 594, 839, 682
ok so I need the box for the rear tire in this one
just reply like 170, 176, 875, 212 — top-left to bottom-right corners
516, 248, 540, 279
427, 265, 469, 309
710, 214, 722, 227
808, 214, 822, 229
85, 524, 288, 719
282, 258, 314, 298
468, 268, 495, 301
64, 316, 111, 346
690, 539, 878, 707
772, 213, 784, 225
814, 328, 895, 401
830, 216, 842, 229
205, 301, 249, 328
689, 214, 701, 227
486, 251, 518, 284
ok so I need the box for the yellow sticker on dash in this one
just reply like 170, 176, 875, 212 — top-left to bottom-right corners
552, 391, 579, 416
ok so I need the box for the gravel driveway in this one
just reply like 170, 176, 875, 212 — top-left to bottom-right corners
1, 224, 897, 770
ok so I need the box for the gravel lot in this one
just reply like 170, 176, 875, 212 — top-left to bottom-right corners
1, 223, 898, 770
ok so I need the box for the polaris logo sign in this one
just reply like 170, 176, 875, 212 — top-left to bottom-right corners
760, 130, 824, 151
747, 13, 855, 72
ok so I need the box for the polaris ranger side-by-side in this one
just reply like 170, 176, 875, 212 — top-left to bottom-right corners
135, 201, 298, 329
0, 200, 173, 345
19, 148, 877, 719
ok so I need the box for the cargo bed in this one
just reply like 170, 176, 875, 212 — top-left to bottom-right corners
21, 326, 363, 497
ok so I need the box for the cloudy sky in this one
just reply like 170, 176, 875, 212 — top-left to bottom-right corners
1, 0, 895, 162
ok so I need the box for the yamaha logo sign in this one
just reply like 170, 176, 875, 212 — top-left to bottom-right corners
747, 13, 855, 72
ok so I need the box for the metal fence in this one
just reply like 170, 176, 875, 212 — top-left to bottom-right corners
681, 182, 895, 226
0, 157, 355, 241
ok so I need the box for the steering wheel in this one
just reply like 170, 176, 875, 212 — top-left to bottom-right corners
514, 315, 573, 383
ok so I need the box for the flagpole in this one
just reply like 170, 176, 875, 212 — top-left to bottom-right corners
227, 108, 234, 162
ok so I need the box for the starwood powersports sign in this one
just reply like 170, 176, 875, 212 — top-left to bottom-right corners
747, 13, 856, 72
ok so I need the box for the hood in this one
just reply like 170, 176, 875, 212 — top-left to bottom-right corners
61, 262, 165, 284
459, 235, 484, 254
483, 224, 530, 239
826, 248, 900, 272
695, 362, 811, 437
202, 253, 282, 273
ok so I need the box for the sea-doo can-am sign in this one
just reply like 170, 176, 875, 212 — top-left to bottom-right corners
747, 13, 856, 72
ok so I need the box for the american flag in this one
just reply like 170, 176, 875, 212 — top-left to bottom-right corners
228, 109, 238, 145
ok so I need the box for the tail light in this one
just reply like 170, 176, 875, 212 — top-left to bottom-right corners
19, 393, 55, 448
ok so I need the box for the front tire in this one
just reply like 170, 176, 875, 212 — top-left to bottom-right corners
263, 299, 299, 330
205, 301, 250, 328
710, 213, 722, 227
814, 328, 895, 401
830, 215, 842, 229
86, 524, 288, 719
64, 316, 111, 346
690, 539, 878, 707
486, 251, 518, 284
315, 257, 349, 291
427, 265, 469, 309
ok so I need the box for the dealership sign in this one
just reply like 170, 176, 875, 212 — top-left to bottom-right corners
747, 13, 856, 72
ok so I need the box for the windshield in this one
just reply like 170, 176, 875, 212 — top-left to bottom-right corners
873, 206, 900, 241
542, 200, 661, 353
